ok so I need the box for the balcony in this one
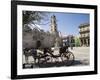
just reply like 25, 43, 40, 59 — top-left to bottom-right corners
79, 29, 89, 33
80, 33, 89, 38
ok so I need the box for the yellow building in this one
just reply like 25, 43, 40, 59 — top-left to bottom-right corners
79, 23, 90, 46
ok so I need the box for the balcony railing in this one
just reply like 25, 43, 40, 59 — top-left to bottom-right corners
80, 34, 89, 38
79, 27, 89, 32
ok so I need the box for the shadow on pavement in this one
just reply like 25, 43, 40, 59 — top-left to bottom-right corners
23, 60, 89, 69
72, 60, 83, 65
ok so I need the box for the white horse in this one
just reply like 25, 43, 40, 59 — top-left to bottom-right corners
23, 48, 44, 64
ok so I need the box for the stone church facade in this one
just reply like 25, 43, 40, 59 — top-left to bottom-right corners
23, 15, 62, 49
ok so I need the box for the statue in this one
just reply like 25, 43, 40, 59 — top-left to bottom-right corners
55, 38, 60, 47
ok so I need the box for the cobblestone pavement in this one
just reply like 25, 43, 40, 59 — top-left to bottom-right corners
69, 47, 90, 66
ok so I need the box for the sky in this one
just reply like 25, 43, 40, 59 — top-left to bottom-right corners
32, 12, 90, 36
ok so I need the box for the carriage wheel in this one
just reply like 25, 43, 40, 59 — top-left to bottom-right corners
38, 55, 53, 64
38, 55, 53, 67
61, 52, 75, 66
45, 55, 53, 63
38, 57, 45, 64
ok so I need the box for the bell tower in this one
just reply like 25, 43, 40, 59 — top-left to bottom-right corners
50, 15, 58, 36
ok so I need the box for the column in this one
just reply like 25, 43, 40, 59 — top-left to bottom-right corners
83, 39, 84, 46
86, 39, 88, 46
81, 39, 83, 46
88, 39, 90, 46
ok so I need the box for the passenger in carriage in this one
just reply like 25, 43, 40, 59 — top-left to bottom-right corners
59, 42, 69, 54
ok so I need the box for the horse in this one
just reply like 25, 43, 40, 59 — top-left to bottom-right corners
23, 48, 38, 64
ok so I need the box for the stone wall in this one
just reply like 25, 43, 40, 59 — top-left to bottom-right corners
23, 26, 62, 49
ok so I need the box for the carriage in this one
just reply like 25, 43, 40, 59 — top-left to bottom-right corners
23, 45, 75, 67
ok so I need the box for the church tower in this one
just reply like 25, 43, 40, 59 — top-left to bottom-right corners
50, 15, 59, 36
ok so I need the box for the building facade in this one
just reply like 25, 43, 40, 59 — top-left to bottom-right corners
62, 35, 75, 47
79, 23, 90, 46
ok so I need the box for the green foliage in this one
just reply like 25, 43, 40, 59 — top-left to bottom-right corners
75, 37, 81, 47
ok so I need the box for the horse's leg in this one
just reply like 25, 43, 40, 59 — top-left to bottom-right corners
25, 56, 28, 64
31, 54, 36, 64
34, 57, 36, 64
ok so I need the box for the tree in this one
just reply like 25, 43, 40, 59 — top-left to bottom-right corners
23, 11, 49, 26
75, 37, 81, 47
